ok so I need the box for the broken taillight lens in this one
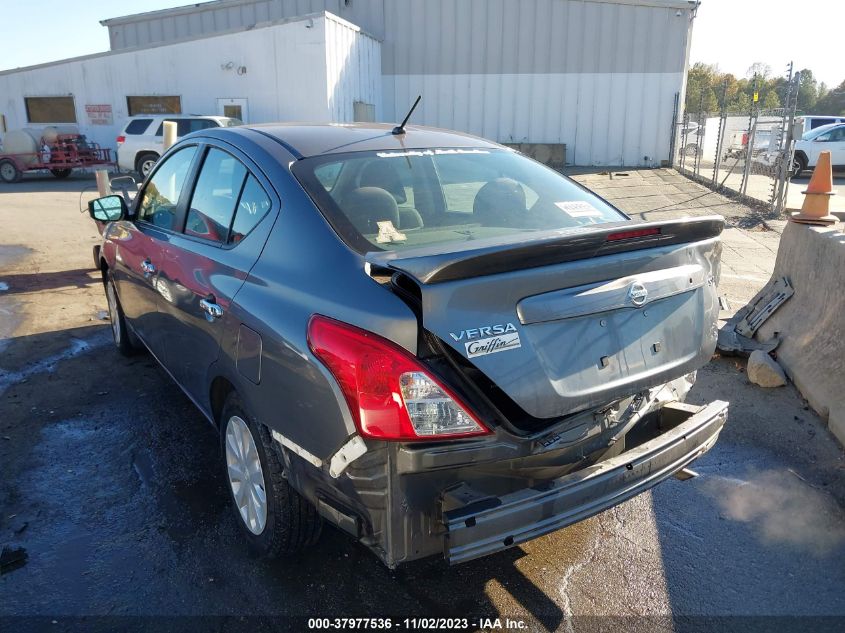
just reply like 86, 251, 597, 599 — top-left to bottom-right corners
308, 315, 490, 441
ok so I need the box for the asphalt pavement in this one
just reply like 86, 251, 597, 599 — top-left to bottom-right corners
1, 172, 844, 632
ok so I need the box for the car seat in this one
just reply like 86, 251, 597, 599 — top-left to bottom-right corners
359, 161, 423, 230
341, 187, 401, 235
473, 178, 526, 226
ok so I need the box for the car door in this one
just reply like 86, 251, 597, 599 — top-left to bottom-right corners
827, 126, 845, 166
155, 143, 277, 403
111, 145, 199, 361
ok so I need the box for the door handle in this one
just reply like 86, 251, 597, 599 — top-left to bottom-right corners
199, 296, 224, 321
141, 259, 156, 275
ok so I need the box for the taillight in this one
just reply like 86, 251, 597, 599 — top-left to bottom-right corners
307, 315, 490, 441
741, 133, 749, 146
606, 227, 661, 242
116, 135, 125, 146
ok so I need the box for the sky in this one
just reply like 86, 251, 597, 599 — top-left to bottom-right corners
0, 0, 841, 88
689, 0, 842, 87
0, 1, 184, 71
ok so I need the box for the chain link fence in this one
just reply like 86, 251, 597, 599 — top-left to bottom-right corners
671, 68, 801, 215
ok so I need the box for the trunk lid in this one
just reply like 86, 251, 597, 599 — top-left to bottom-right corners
369, 217, 723, 420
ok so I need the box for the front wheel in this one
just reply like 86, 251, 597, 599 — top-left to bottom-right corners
0, 159, 22, 183
105, 277, 139, 356
220, 393, 321, 557
790, 154, 807, 179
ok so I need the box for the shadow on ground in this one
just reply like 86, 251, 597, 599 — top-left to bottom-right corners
1, 325, 568, 629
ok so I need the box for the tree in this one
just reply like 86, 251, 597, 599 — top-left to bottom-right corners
796, 69, 820, 112
685, 62, 719, 113
746, 62, 772, 80
815, 80, 845, 115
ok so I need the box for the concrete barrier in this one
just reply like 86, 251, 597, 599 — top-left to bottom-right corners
756, 221, 845, 445
503, 143, 566, 170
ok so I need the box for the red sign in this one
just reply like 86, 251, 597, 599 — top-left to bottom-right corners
85, 104, 113, 126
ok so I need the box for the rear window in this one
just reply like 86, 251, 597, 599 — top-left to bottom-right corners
125, 119, 152, 135
292, 148, 626, 253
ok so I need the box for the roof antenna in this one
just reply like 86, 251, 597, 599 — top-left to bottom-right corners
392, 95, 421, 135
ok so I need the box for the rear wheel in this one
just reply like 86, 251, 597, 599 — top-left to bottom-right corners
220, 392, 321, 557
50, 168, 72, 179
135, 153, 159, 178
0, 159, 22, 183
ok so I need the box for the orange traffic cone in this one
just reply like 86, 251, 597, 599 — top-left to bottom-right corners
791, 150, 837, 225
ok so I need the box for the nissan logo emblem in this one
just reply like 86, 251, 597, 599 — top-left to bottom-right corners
628, 282, 648, 306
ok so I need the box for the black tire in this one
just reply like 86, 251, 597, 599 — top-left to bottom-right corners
51, 168, 72, 179
790, 154, 807, 179
105, 275, 139, 356
0, 159, 22, 183
135, 153, 159, 178
220, 392, 321, 557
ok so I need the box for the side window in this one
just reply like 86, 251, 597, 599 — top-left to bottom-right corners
230, 175, 272, 244
125, 118, 153, 135
191, 119, 219, 132
185, 148, 247, 242
137, 146, 197, 230
830, 127, 845, 142
154, 119, 184, 137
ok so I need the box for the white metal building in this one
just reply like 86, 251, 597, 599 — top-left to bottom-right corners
0, 0, 698, 166
0, 12, 380, 153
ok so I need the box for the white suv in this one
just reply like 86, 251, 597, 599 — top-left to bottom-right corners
791, 123, 845, 178
116, 115, 242, 177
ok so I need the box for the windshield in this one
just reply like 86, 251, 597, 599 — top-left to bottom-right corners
293, 148, 627, 253
802, 123, 842, 140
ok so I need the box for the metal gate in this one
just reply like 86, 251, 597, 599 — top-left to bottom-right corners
671, 64, 802, 215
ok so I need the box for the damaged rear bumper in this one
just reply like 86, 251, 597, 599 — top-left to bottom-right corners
443, 400, 728, 564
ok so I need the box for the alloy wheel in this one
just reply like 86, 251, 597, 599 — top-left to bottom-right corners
140, 159, 156, 177
225, 415, 267, 535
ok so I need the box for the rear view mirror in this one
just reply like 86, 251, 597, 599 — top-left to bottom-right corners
89, 195, 127, 222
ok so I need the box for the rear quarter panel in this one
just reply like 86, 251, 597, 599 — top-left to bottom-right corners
214, 144, 419, 461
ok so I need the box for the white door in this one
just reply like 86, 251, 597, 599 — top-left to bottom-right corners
216, 98, 249, 123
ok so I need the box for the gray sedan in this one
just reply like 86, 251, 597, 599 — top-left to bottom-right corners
88, 122, 727, 567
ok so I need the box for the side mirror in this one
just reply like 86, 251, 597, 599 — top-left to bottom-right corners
88, 195, 128, 222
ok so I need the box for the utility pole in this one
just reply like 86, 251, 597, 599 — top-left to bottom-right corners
740, 73, 759, 195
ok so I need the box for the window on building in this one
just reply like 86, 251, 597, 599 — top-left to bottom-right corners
25, 97, 77, 123
126, 96, 182, 116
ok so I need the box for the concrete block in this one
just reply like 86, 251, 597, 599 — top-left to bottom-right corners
504, 143, 565, 170
755, 222, 845, 445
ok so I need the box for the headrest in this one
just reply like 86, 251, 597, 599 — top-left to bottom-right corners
341, 187, 400, 235
359, 161, 407, 204
473, 178, 526, 225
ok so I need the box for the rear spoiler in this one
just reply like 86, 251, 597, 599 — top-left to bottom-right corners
367, 216, 724, 284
